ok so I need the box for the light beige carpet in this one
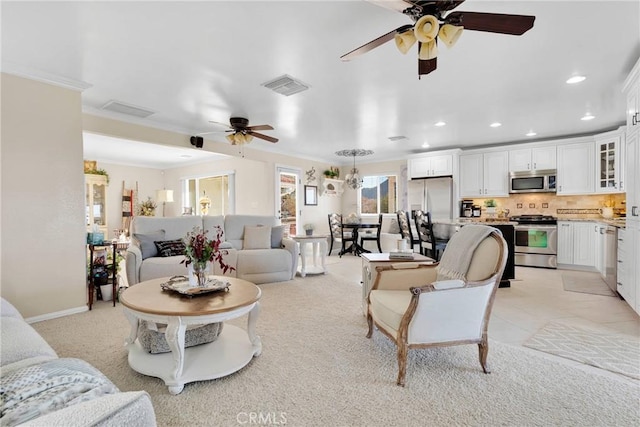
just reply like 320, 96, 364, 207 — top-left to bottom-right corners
561, 270, 616, 297
32, 274, 640, 427
524, 321, 640, 380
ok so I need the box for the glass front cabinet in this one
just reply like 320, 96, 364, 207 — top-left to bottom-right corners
595, 130, 625, 193
85, 173, 108, 234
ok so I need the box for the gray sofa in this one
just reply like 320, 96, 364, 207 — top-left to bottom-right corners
126, 215, 299, 285
0, 298, 156, 426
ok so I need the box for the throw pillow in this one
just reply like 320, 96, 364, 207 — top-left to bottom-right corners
133, 230, 166, 259
154, 239, 186, 257
271, 225, 286, 248
243, 225, 271, 250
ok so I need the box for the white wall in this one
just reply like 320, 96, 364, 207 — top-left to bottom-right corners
1, 73, 87, 318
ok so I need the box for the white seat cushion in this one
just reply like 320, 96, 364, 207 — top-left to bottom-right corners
369, 290, 412, 333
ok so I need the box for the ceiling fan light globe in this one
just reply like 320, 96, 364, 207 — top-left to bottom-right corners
226, 134, 236, 145
418, 40, 438, 60
394, 30, 416, 54
414, 15, 439, 43
245, 134, 254, 143
438, 24, 463, 48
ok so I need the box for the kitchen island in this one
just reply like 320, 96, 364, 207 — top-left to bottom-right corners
433, 218, 516, 288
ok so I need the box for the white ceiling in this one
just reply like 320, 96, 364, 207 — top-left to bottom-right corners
2, 1, 640, 168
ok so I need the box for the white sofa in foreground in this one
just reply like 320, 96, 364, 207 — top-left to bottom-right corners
126, 215, 299, 285
0, 298, 156, 426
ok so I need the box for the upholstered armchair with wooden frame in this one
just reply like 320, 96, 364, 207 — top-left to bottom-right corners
366, 225, 507, 386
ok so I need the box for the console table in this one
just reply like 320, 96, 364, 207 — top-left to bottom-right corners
87, 242, 117, 310
361, 253, 435, 316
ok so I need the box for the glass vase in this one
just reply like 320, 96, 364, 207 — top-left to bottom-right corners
188, 261, 210, 287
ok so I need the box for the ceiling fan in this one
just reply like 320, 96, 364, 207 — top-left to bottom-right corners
341, 0, 535, 77
205, 117, 279, 145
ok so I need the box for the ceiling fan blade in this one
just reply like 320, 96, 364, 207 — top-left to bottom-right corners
249, 131, 278, 143
366, 0, 414, 13
418, 57, 437, 76
341, 24, 413, 61
208, 120, 233, 129
246, 124, 274, 131
445, 11, 535, 35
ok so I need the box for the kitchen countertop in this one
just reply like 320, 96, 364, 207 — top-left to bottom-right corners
434, 218, 626, 228
556, 217, 626, 228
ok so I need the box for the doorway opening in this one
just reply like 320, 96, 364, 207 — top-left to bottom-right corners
276, 167, 301, 236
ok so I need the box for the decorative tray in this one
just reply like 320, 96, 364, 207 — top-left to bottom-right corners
160, 275, 231, 297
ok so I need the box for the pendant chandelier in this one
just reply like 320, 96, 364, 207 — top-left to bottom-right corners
335, 149, 374, 189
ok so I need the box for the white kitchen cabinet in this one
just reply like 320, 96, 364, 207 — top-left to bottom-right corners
619, 55, 640, 315
557, 222, 573, 265
594, 131, 624, 193
557, 221, 596, 269
459, 151, 508, 197
557, 141, 595, 195
408, 154, 453, 178
508, 146, 556, 172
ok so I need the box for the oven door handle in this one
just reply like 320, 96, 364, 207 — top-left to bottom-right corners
514, 225, 557, 230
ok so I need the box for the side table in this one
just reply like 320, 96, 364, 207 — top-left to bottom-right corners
292, 235, 328, 277
87, 242, 117, 310
361, 253, 435, 316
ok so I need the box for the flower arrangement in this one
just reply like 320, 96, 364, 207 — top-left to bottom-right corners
182, 226, 235, 275
484, 199, 497, 208
138, 197, 157, 216
303, 223, 315, 231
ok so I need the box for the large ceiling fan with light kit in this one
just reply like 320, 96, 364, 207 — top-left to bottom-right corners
205, 117, 279, 145
341, 0, 535, 77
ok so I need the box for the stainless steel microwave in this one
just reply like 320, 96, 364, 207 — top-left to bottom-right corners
509, 169, 557, 194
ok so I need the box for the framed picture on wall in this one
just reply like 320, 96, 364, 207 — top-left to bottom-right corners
304, 185, 318, 206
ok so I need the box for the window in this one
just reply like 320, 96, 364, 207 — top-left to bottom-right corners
360, 175, 397, 214
183, 173, 235, 215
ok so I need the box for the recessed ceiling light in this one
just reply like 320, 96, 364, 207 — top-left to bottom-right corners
434, 121, 446, 127
526, 131, 537, 137
490, 122, 502, 128
581, 113, 595, 121
421, 142, 430, 148
566, 75, 586, 84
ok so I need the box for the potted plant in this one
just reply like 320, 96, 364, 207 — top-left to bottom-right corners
484, 199, 497, 215
303, 223, 315, 236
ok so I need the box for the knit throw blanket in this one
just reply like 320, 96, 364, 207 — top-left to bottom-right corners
436, 225, 497, 281
1, 358, 119, 426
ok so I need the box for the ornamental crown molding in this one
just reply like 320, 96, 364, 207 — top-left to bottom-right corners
1, 61, 92, 92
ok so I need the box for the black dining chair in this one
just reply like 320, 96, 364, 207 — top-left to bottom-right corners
396, 210, 420, 252
359, 213, 383, 253
415, 210, 447, 261
327, 213, 355, 257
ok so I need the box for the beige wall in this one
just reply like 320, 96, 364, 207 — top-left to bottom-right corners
1, 73, 86, 318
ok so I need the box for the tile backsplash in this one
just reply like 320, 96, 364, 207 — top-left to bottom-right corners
466, 193, 626, 219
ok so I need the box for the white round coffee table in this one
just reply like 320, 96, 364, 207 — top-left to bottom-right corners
120, 276, 261, 394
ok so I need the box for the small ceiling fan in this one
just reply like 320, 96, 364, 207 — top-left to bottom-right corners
341, 0, 535, 77
205, 117, 279, 145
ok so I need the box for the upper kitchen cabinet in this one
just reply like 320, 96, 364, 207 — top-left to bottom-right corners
556, 140, 595, 195
408, 153, 453, 179
508, 146, 556, 172
594, 128, 625, 194
459, 151, 509, 198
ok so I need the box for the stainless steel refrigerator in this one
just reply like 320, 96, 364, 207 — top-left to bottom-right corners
407, 176, 453, 220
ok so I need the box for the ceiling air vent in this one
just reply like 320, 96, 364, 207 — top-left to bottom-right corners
261, 74, 310, 96
101, 100, 155, 118
388, 136, 408, 142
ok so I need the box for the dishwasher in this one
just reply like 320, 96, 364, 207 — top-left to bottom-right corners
604, 225, 618, 292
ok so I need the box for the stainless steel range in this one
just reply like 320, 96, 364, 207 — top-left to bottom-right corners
510, 215, 558, 268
